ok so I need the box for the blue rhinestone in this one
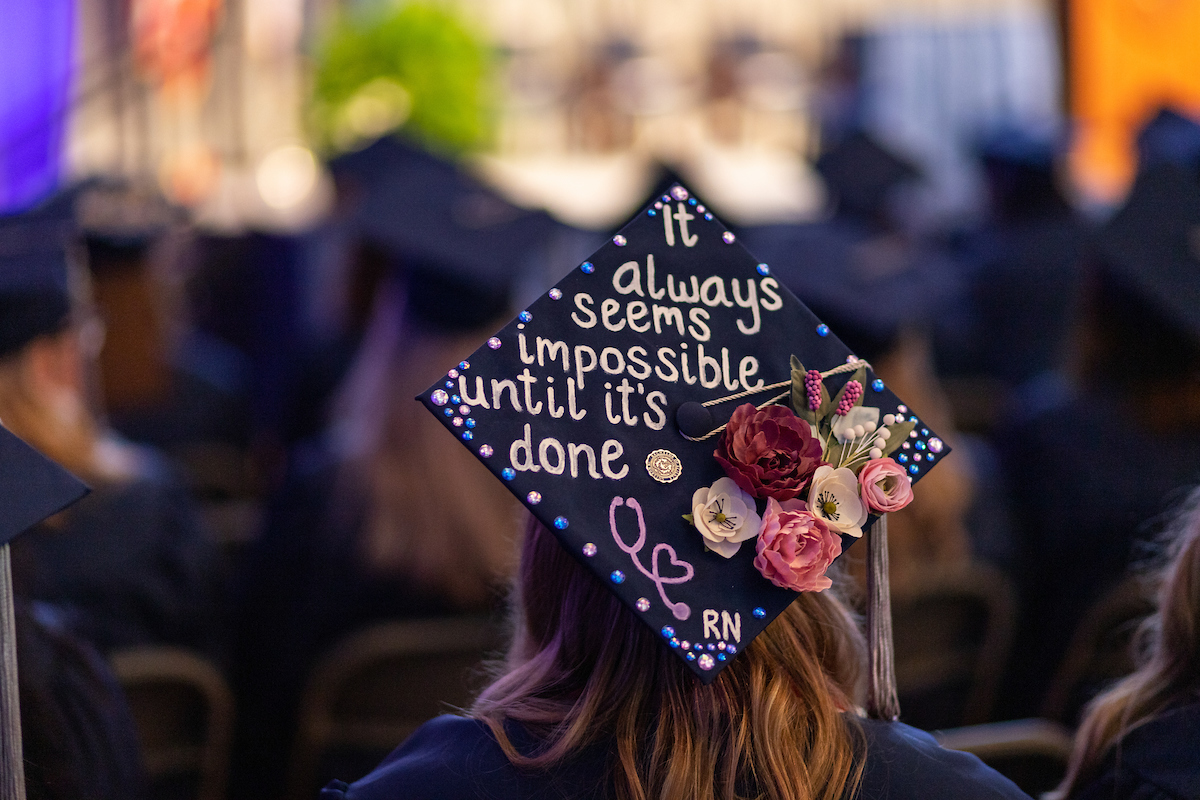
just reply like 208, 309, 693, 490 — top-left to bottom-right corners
611, 570, 625, 584
458, 361, 470, 370
465, 418, 477, 428
647, 209, 656, 216
872, 379, 885, 392
707, 643, 716, 651
816, 324, 830, 337
686, 652, 696, 661
717, 652, 727, 661
756, 263, 770, 276
443, 408, 454, 417
669, 638, 680, 648
661, 626, 675, 638
922, 428, 930, 436
553, 516, 568, 530
908, 464, 920, 475
704, 213, 713, 220
518, 311, 532, 323
914, 440, 925, 450
581, 261, 595, 274
462, 431, 473, 441
688, 197, 697, 205
661, 194, 671, 202
451, 395, 462, 405
753, 607, 766, 618
444, 381, 454, 389
501, 468, 516, 480
927, 454, 935, 462
897, 454, 908, 463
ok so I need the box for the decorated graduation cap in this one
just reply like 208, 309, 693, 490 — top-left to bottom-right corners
0, 424, 89, 798
418, 185, 950, 708
815, 130, 921, 219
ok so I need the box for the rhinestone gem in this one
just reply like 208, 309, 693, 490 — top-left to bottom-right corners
902, 442, 910, 450
636, 597, 650, 612
548, 288, 563, 300
444, 381, 454, 389
922, 428, 930, 436
898, 454, 909, 463
707, 643, 716, 651
581, 261, 595, 274
519, 310, 532, 323
915, 440, 926, 451
718, 652, 727, 661
661, 194, 671, 202
704, 213, 713, 220
722, 231, 736, 244
928, 437, 944, 453
487, 337, 501, 349
726, 645, 736, 654
461, 431, 473, 441
458, 360, 470, 370
582, 542, 597, 557
661, 626, 675, 638
451, 395, 462, 405
443, 409, 453, 417
613, 235, 627, 246
816, 324, 830, 337
696, 204, 706, 213
479, 445, 494, 457
526, 491, 542, 504
671, 186, 689, 201
686, 652, 696, 661
459, 405, 470, 415
897, 405, 908, 413
914, 453, 922, 462
553, 516, 568, 529
753, 607, 766, 618
698, 654, 715, 670
647, 209, 656, 216
757, 263, 770, 275
501, 468, 516, 480
717, 642, 726, 651
610, 570, 625, 583
909, 430, 919, 438
431, 390, 449, 406
908, 464, 920, 475
654, 201, 663, 209
680, 641, 690, 650
872, 379, 885, 392
669, 638, 680, 648
448, 369, 459, 379
895, 414, 906, 422
451, 417, 464, 427
465, 418, 476, 428
927, 454, 936, 462
688, 197, 697, 206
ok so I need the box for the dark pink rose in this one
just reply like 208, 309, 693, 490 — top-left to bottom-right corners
753, 498, 842, 592
858, 457, 914, 513
714, 403, 825, 500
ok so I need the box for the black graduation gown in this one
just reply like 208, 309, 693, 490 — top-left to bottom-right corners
320, 714, 1032, 800
1070, 703, 1200, 800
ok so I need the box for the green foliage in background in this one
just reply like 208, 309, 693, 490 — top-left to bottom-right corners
309, 2, 493, 155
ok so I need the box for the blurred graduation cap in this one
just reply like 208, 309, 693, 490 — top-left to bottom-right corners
815, 130, 921, 219
330, 136, 564, 331
419, 184, 949, 705
741, 221, 962, 361
0, 425, 89, 547
1096, 162, 1200, 344
1135, 107, 1200, 174
0, 197, 76, 358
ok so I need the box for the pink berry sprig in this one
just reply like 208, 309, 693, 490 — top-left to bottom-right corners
835, 380, 863, 416
804, 369, 822, 411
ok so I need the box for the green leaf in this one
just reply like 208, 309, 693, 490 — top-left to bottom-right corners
682, 513, 694, 525
881, 420, 917, 458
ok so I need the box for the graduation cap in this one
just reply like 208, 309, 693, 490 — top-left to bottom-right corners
815, 131, 921, 219
1136, 107, 1200, 174
741, 221, 962, 361
1096, 163, 1200, 343
0, 424, 89, 795
418, 184, 950, 704
0, 199, 76, 358
330, 136, 562, 331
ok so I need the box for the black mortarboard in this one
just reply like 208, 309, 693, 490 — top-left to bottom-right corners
741, 221, 962, 361
330, 136, 561, 330
815, 131, 921, 218
0, 425, 88, 546
419, 185, 950, 684
1096, 163, 1200, 343
1135, 107, 1200, 173
0, 198, 76, 358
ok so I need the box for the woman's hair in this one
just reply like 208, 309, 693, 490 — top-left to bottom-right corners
1051, 484, 1200, 798
471, 516, 868, 800
330, 279, 522, 609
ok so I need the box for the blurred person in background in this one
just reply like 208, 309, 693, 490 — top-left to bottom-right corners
0, 193, 225, 659
230, 135, 568, 798
995, 110, 1200, 718
1050, 483, 1200, 800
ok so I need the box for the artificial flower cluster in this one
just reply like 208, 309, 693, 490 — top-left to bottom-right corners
685, 356, 916, 593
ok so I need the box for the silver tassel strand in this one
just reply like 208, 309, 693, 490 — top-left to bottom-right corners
866, 513, 899, 721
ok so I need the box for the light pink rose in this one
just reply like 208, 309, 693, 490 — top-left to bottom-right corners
753, 498, 842, 593
858, 457, 914, 513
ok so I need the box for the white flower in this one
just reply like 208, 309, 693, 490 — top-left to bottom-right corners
807, 465, 869, 538
691, 477, 762, 558
832, 405, 880, 443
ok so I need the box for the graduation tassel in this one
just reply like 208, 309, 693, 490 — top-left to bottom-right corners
0, 544, 26, 800
865, 513, 899, 721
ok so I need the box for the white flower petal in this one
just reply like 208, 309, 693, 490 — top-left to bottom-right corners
707, 537, 742, 558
